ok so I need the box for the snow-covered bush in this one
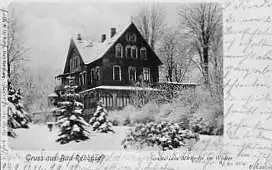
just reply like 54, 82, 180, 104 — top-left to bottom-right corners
8, 82, 32, 137
122, 121, 199, 151
131, 102, 159, 124
89, 101, 114, 133
108, 105, 138, 126
190, 112, 223, 135
189, 87, 223, 135
54, 77, 90, 144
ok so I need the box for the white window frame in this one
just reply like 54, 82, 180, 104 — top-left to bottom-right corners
115, 43, 123, 58
126, 33, 130, 41
113, 65, 121, 81
90, 68, 95, 83
125, 45, 131, 58
96, 66, 101, 80
80, 71, 86, 85
131, 46, 138, 59
143, 67, 150, 81
131, 34, 137, 42
128, 66, 136, 81
140, 47, 147, 59
79, 73, 82, 85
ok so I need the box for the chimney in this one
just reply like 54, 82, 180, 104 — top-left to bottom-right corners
77, 33, 82, 40
101, 34, 106, 42
110, 28, 116, 38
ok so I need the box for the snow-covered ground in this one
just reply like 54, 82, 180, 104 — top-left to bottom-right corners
8, 124, 222, 151
9, 124, 130, 150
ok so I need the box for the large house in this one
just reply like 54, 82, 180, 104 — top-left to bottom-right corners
55, 22, 163, 109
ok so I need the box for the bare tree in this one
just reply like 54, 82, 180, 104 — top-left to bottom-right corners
7, 11, 29, 87
159, 30, 178, 82
178, 3, 222, 86
159, 29, 195, 83
209, 25, 223, 101
20, 66, 57, 113
134, 3, 165, 50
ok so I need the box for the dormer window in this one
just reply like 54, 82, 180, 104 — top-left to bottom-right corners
131, 34, 137, 42
128, 66, 136, 81
70, 56, 80, 72
140, 47, 147, 59
126, 33, 130, 41
115, 43, 123, 58
126, 33, 137, 42
126, 45, 131, 58
131, 46, 137, 59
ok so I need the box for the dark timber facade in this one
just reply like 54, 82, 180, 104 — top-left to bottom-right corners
55, 22, 162, 109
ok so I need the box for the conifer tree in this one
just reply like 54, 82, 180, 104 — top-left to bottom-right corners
89, 101, 114, 133
8, 81, 32, 137
54, 76, 90, 144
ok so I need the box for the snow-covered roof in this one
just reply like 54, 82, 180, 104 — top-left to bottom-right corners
73, 22, 131, 64
79, 85, 160, 94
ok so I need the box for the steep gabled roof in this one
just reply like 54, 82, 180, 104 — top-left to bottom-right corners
72, 22, 131, 64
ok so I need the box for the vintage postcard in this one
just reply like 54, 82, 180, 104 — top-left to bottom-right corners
0, 0, 271, 169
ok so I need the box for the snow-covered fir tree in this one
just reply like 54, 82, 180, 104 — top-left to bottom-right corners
89, 101, 114, 133
8, 81, 32, 137
54, 76, 90, 144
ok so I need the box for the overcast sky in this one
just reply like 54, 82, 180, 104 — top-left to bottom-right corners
9, 2, 183, 74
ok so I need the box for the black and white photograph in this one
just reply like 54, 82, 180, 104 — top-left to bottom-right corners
6, 1, 223, 151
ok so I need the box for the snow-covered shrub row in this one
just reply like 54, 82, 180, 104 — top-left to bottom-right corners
122, 121, 199, 151
190, 116, 223, 135
107, 105, 138, 126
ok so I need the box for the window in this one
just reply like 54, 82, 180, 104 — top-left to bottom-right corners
131, 46, 137, 59
143, 67, 150, 81
126, 33, 137, 42
82, 72, 87, 85
126, 33, 130, 41
125, 45, 131, 58
140, 47, 147, 59
96, 66, 101, 80
131, 34, 137, 42
79, 73, 82, 85
128, 66, 136, 81
90, 68, 95, 83
115, 43, 123, 58
113, 65, 121, 81
79, 72, 86, 85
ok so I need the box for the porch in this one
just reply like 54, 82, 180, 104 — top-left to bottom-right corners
79, 85, 161, 110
